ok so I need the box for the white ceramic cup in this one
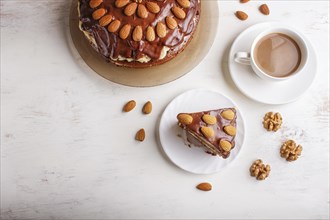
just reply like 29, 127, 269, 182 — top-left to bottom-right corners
234, 27, 309, 81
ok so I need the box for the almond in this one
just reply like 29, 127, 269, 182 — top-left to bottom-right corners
177, 114, 193, 125
108, 20, 121, 33
89, 0, 103, 8
137, 4, 148, 18
219, 140, 232, 152
202, 114, 217, 125
146, 2, 160, 14
235, 11, 248, 21
99, 15, 113, 27
132, 25, 143, 42
92, 8, 106, 20
165, 16, 178, 30
201, 126, 215, 138
156, 22, 167, 38
119, 24, 131, 39
176, 0, 190, 8
223, 125, 236, 136
142, 101, 152, 114
196, 182, 212, 191
259, 4, 270, 15
171, 6, 186, 20
135, 128, 145, 142
124, 2, 137, 16
115, 0, 129, 8
123, 100, 136, 112
221, 109, 235, 120
146, 26, 156, 42
240, 0, 250, 3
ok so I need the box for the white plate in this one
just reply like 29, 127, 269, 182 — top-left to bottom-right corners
229, 22, 317, 105
159, 89, 245, 174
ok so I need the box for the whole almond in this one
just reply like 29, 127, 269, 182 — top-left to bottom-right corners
146, 26, 156, 42
259, 4, 270, 15
124, 2, 137, 16
89, 0, 103, 8
156, 22, 167, 38
223, 125, 236, 136
137, 4, 148, 18
201, 126, 215, 138
176, 0, 190, 8
142, 101, 152, 114
235, 11, 248, 21
240, 0, 250, 3
123, 100, 136, 112
115, 0, 129, 8
221, 109, 235, 120
119, 24, 131, 39
108, 20, 121, 33
132, 25, 143, 42
165, 16, 178, 30
99, 15, 113, 27
135, 128, 145, 142
219, 140, 232, 152
171, 6, 186, 20
92, 8, 106, 20
177, 114, 193, 125
202, 114, 217, 125
146, 2, 160, 14
196, 182, 212, 191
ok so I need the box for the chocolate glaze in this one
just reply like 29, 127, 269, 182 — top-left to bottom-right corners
178, 108, 237, 159
78, 0, 201, 67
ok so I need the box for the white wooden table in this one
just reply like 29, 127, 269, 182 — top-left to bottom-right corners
1, 0, 329, 219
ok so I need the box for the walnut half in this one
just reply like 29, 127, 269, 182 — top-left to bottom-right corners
249, 159, 271, 181
263, 112, 282, 132
280, 140, 303, 162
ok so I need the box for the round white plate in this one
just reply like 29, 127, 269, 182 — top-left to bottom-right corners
159, 89, 245, 174
229, 22, 317, 105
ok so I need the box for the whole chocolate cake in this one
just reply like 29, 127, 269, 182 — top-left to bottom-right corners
78, 0, 201, 68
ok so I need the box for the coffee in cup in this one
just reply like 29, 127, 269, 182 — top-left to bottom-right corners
234, 27, 308, 81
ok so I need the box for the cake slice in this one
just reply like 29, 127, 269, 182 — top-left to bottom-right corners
176, 108, 237, 158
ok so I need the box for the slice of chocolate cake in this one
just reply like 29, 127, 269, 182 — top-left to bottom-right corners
176, 108, 237, 158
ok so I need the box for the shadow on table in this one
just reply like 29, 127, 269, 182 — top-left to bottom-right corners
221, 39, 237, 90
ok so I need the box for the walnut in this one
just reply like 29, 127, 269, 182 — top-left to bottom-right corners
263, 112, 282, 132
280, 140, 303, 162
249, 159, 271, 181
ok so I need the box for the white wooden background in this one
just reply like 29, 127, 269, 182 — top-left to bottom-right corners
1, 0, 329, 219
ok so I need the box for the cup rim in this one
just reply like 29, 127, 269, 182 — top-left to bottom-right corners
250, 27, 309, 81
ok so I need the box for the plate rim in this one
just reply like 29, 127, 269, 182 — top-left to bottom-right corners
158, 88, 246, 175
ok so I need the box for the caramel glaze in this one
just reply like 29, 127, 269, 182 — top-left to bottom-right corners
78, 0, 201, 67
178, 108, 237, 159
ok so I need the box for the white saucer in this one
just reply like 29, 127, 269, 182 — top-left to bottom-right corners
158, 89, 245, 174
229, 22, 317, 105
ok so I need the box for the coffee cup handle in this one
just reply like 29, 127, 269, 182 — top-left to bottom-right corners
234, 52, 251, 65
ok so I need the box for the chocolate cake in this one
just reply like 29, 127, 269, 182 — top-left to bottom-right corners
78, 0, 201, 68
177, 108, 237, 158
